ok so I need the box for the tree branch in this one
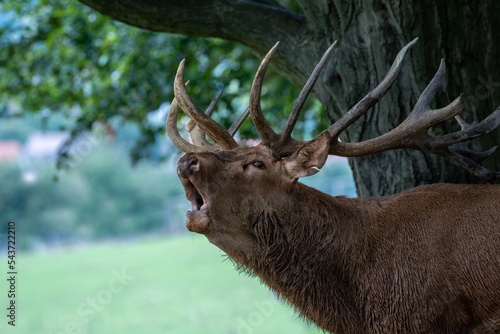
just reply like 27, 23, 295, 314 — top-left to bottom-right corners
77, 0, 306, 52
76, 0, 317, 102
295, 0, 330, 31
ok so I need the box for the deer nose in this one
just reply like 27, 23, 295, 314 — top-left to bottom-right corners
178, 156, 200, 178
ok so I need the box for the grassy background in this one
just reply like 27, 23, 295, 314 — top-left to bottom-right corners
1, 234, 323, 334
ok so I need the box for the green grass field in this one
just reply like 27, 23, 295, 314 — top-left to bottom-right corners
1, 234, 323, 334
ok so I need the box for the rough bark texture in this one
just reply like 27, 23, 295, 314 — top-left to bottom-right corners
78, 0, 500, 197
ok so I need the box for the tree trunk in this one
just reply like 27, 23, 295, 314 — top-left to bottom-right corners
77, 0, 500, 197
298, 0, 500, 196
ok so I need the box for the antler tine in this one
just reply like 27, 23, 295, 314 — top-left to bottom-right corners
327, 44, 500, 182
186, 90, 223, 151
328, 37, 419, 139
329, 58, 467, 157
431, 108, 500, 183
279, 41, 337, 144
434, 111, 500, 148
186, 90, 223, 133
228, 107, 250, 136
440, 148, 500, 184
249, 42, 280, 143
174, 59, 239, 150
186, 90, 251, 143
166, 98, 208, 153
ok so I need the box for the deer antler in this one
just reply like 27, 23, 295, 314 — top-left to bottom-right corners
174, 60, 239, 150
227, 107, 250, 136
169, 40, 338, 155
247, 38, 498, 181
439, 113, 500, 182
279, 41, 337, 144
166, 97, 208, 153
325, 42, 500, 183
185, 90, 223, 152
168, 62, 251, 153
249, 41, 337, 156
248, 42, 281, 144
167, 82, 238, 152
327, 38, 418, 139
167, 39, 499, 182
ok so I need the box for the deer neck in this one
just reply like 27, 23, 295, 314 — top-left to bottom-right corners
246, 182, 374, 332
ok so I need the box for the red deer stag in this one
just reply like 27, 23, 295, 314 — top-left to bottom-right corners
166, 38, 500, 334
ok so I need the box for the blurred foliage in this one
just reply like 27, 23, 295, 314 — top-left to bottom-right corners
0, 144, 183, 246
0, 116, 37, 142
0, 0, 327, 167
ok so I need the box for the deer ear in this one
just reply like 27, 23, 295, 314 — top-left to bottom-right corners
284, 131, 331, 179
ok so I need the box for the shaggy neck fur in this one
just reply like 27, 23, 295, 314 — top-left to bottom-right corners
212, 181, 500, 334
245, 182, 376, 333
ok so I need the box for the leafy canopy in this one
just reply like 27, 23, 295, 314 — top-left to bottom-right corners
0, 0, 327, 166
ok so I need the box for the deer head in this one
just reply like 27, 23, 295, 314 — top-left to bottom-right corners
167, 39, 499, 249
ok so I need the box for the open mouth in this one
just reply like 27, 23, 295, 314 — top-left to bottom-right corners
186, 181, 209, 214
182, 179, 211, 234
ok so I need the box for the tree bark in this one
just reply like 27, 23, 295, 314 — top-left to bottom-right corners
77, 0, 500, 197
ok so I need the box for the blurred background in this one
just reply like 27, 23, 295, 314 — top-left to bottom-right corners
0, 1, 355, 333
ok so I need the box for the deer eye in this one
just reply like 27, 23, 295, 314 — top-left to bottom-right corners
252, 161, 265, 169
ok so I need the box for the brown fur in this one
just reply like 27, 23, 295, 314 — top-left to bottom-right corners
177, 144, 500, 334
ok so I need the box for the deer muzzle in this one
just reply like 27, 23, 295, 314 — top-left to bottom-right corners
177, 154, 211, 234
178, 155, 201, 178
